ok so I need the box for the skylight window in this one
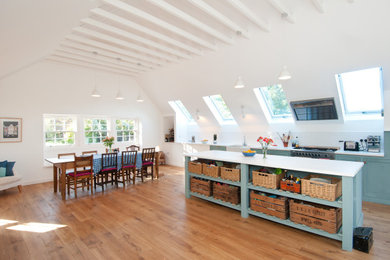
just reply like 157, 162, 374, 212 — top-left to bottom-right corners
336, 67, 383, 116
254, 84, 292, 122
168, 100, 194, 123
203, 95, 236, 125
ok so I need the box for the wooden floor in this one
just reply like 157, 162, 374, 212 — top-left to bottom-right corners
0, 166, 389, 260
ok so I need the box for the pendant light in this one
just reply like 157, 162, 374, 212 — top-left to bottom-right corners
91, 51, 101, 97
115, 57, 125, 100
234, 76, 245, 89
136, 93, 144, 102
278, 65, 292, 80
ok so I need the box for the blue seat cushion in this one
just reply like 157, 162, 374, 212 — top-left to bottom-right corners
6, 161, 15, 176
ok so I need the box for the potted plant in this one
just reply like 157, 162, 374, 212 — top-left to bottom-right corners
257, 136, 276, 158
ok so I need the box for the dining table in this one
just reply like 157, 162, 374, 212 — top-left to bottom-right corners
45, 152, 160, 200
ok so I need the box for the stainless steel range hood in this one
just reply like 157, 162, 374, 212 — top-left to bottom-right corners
290, 98, 338, 121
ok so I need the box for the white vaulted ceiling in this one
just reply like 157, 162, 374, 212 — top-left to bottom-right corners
1, 0, 335, 79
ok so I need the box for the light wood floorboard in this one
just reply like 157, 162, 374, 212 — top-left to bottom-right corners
0, 165, 389, 259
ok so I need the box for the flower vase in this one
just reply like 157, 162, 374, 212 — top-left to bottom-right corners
109, 145, 112, 153
263, 148, 267, 159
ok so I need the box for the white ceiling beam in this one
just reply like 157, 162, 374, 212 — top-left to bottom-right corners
47, 56, 138, 77
66, 35, 160, 67
226, 0, 269, 31
103, 0, 217, 51
56, 47, 148, 72
60, 40, 156, 70
73, 27, 178, 63
91, 8, 202, 56
81, 18, 192, 60
186, 0, 249, 39
266, 0, 295, 23
52, 51, 141, 74
147, 0, 233, 44
311, 0, 325, 13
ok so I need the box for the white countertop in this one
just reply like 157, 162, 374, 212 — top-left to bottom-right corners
170, 141, 384, 157
184, 150, 364, 178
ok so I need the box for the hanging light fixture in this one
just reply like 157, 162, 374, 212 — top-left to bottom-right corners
91, 51, 101, 98
136, 93, 144, 102
115, 90, 124, 100
234, 76, 245, 89
278, 65, 292, 80
115, 57, 125, 100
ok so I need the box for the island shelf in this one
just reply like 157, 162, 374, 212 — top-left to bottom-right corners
185, 150, 364, 251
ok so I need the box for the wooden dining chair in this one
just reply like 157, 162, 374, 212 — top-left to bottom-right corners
57, 153, 76, 190
82, 150, 98, 155
136, 148, 155, 182
118, 151, 137, 186
126, 145, 140, 151
95, 153, 118, 191
66, 155, 94, 198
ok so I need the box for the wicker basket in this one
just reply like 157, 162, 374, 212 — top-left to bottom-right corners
252, 170, 283, 189
190, 177, 212, 196
301, 175, 342, 201
188, 161, 203, 174
203, 163, 220, 178
220, 166, 240, 182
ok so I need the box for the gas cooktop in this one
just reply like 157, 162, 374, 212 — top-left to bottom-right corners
293, 146, 339, 152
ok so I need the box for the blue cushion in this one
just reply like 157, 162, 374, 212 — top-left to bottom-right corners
6, 161, 15, 176
0, 167, 6, 177
0, 160, 7, 169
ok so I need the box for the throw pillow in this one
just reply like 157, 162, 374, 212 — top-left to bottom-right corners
0, 160, 7, 169
0, 167, 6, 177
6, 161, 15, 176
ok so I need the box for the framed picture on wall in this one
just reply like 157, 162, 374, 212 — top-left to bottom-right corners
0, 118, 22, 143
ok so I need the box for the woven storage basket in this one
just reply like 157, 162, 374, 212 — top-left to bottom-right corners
188, 161, 203, 174
252, 170, 283, 189
220, 166, 240, 182
301, 175, 342, 201
202, 163, 220, 178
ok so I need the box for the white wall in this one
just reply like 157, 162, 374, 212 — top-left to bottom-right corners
0, 61, 162, 185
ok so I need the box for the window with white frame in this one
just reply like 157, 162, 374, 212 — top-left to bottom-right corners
203, 94, 236, 125
336, 67, 383, 116
254, 84, 292, 121
44, 116, 76, 145
84, 119, 108, 144
168, 100, 194, 122
116, 119, 136, 142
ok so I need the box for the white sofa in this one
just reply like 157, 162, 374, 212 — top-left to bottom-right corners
0, 170, 22, 192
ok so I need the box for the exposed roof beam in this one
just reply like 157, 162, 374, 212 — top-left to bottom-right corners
52, 51, 141, 74
103, 0, 217, 51
311, 0, 325, 13
226, 0, 269, 31
60, 40, 156, 70
147, 0, 233, 44
266, 0, 295, 23
56, 47, 148, 72
73, 27, 178, 63
91, 8, 202, 56
66, 35, 161, 67
47, 56, 138, 77
186, 0, 249, 39
81, 18, 192, 60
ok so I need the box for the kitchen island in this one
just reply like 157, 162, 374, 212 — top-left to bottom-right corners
184, 150, 364, 251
